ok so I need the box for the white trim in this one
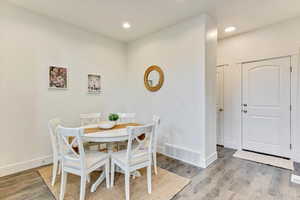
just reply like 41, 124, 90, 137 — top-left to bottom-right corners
240, 55, 293, 64
291, 52, 299, 162
234, 52, 299, 65
0, 155, 53, 177
203, 152, 218, 167
292, 151, 300, 163
291, 174, 300, 184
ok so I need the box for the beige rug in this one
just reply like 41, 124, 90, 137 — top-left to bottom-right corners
233, 150, 294, 170
38, 166, 190, 200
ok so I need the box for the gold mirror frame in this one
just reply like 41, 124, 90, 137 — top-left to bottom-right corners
144, 65, 164, 92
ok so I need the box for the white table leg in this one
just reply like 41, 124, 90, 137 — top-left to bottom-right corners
90, 172, 105, 192
91, 143, 114, 192
90, 142, 141, 192
131, 170, 141, 179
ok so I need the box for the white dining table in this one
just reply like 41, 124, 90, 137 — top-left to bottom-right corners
81, 123, 141, 192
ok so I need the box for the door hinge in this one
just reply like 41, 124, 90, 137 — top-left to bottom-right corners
290, 144, 292, 150
290, 66, 293, 73
290, 105, 292, 111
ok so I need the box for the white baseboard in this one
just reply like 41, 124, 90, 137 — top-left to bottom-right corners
157, 143, 217, 168
292, 151, 300, 163
224, 141, 239, 150
0, 155, 53, 177
291, 174, 300, 184
203, 152, 218, 167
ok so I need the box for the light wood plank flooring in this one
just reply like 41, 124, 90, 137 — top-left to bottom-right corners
1, 147, 300, 200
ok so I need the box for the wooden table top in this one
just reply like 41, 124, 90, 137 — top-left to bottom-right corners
84, 123, 141, 134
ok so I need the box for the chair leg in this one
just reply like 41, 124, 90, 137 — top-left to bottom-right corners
58, 160, 62, 175
111, 161, 115, 187
147, 165, 152, 194
105, 160, 110, 189
80, 175, 87, 200
153, 152, 158, 175
125, 171, 130, 200
51, 159, 59, 186
59, 170, 67, 200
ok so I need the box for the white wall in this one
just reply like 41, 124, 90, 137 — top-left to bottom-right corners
127, 15, 217, 168
218, 16, 300, 161
0, 2, 127, 176
0, 2, 218, 176
204, 16, 218, 164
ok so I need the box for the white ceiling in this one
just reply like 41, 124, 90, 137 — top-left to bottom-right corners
7, 0, 300, 42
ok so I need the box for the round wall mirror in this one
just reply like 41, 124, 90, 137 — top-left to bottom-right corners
144, 65, 164, 92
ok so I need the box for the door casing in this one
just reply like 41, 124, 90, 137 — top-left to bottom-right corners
216, 65, 225, 146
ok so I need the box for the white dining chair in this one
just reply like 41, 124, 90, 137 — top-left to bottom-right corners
116, 113, 137, 150
80, 113, 104, 150
152, 115, 160, 175
48, 118, 63, 186
57, 126, 110, 200
80, 113, 102, 126
110, 124, 155, 200
117, 113, 136, 124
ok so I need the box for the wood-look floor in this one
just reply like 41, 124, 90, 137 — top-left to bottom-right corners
1, 147, 300, 200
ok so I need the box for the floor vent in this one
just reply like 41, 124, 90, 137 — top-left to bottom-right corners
164, 143, 201, 166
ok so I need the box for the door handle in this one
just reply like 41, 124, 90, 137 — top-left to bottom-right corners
242, 110, 248, 113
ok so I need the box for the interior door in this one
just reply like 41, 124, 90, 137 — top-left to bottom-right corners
216, 66, 224, 145
242, 57, 291, 157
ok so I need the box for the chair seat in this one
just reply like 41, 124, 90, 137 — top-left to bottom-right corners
64, 151, 109, 169
111, 150, 149, 166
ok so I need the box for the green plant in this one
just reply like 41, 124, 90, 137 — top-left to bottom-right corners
108, 113, 119, 121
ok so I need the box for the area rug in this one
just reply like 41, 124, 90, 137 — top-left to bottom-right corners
38, 166, 190, 200
233, 150, 294, 170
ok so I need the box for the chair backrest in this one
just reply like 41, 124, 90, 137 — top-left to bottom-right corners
48, 118, 63, 157
56, 125, 86, 169
126, 124, 155, 165
80, 113, 101, 126
152, 115, 160, 151
117, 113, 136, 124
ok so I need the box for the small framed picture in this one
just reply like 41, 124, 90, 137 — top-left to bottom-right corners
48, 66, 68, 89
88, 74, 101, 94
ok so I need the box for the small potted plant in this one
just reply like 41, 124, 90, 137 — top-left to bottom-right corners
108, 113, 119, 124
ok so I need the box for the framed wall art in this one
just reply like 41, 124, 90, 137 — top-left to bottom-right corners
88, 73, 101, 94
48, 66, 68, 89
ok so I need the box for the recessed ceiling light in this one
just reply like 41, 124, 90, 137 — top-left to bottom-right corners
224, 26, 236, 33
122, 22, 131, 29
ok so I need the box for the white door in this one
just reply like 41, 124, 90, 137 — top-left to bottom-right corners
242, 57, 291, 157
216, 66, 224, 145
